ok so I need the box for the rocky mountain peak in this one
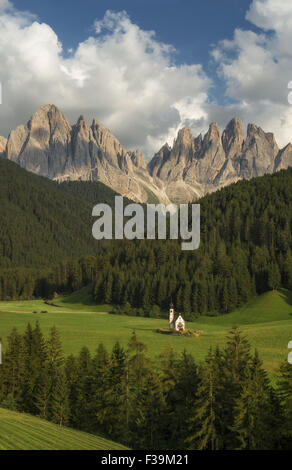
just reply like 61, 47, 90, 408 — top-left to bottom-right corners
247, 123, 261, 137
76, 114, 89, 127
172, 127, 197, 161
222, 117, 244, 158
205, 122, 221, 142
148, 143, 172, 178
246, 123, 278, 152
176, 127, 193, 142
2, 104, 292, 204
274, 142, 292, 172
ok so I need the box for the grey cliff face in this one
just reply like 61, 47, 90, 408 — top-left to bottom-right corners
2, 104, 163, 203
148, 118, 290, 202
274, 143, 292, 172
1, 105, 291, 203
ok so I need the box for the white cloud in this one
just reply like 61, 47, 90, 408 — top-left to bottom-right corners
0, 0, 12, 11
212, 0, 292, 146
246, 0, 292, 31
0, 0, 291, 158
0, 6, 210, 157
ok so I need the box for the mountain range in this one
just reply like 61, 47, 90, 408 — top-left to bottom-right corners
1, 104, 292, 203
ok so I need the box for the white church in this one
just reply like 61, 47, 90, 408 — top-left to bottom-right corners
169, 302, 186, 331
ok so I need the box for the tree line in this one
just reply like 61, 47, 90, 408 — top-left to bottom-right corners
0, 323, 291, 450
0, 168, 292, 316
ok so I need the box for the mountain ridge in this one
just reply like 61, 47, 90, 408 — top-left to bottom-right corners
1, 104, 292, 203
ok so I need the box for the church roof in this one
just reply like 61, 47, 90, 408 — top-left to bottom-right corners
171, 313, 184, 323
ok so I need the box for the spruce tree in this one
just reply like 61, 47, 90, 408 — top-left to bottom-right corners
187, 349, 222, 450
278, 360, 292, 448
0, 328, 25, 409
169, 350, 198, 449
47, 325, 64, 370
74, 347, 92, 430
131, 370, 166, 450
65, 354, 80, 428
96, 342, 128, 442
34, 365, 51, 420
231, 350, 276, 449
50, 368, 70, 426
90, 344, 110, 434
219, 327, 252, 448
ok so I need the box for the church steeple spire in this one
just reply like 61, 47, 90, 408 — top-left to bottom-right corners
169, 302, 174, 328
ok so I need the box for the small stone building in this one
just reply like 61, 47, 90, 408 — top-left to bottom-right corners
169, 303, 186, 331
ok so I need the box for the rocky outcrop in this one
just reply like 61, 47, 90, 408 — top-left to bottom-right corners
148, 143, 171, 179
221, 117, 244, 159
128, 148, 146, 169
148, 117, 289, 202
238, 124, 279, 178
3, 104, 169, 203
273, 143, 292, 172
5, 105, 71, 178
2, 105, 292, 203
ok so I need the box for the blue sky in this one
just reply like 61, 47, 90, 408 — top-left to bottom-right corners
13, 0, 254, 66
1, 0, 292, 156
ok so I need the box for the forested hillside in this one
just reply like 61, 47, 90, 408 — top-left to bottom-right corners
0, 323, 291, 450
0, 159, 122, 268
59, 180, 132, 207
1, 167, 292, 314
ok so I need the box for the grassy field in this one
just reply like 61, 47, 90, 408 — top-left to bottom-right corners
0, 408, 128, 450
0, 288, 291, 378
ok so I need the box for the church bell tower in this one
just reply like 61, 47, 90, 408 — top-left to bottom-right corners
169, 302, 174, 328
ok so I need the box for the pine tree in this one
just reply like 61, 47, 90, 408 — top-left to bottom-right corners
89, 344, 111, 434
168, 350, 198, 449
131, 370, 166, 450
46, 326, 65, 421
187, 350, 222, 450
231, 350, 276, 449
219, 327, 252, 448
0, 328, 25, 409
278, 360, 292, 448
47, 325, 64, 370
65, 354, 80, 428
127, 331, 151, 388
50, 368, 70, 426
34, 365, 51, 420
73, 347, 92, 430
96, 342, 128, 442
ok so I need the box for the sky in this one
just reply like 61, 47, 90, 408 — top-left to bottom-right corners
0, 0, 292, 158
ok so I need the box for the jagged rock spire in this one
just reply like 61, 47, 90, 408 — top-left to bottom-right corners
2, 104, 291, 203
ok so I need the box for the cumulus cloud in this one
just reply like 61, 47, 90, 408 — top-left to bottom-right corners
211, 0, 292, 146
0, 6, 210, 157
0, 0, 12, 11
0, 0, 291, 158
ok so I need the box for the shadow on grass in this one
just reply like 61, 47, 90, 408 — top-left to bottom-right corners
278, 289, 292, 312
58, 286, 95, 306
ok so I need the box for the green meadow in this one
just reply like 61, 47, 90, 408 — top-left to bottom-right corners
0, 288, 291, 378
0, 408, 128, 450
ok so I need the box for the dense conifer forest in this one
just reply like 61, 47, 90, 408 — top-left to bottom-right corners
1, 165, 291, 315
0, 158, 125, 268
0, 323, 291, 450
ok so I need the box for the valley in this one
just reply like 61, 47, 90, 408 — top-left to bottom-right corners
0, 289, 291, 378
